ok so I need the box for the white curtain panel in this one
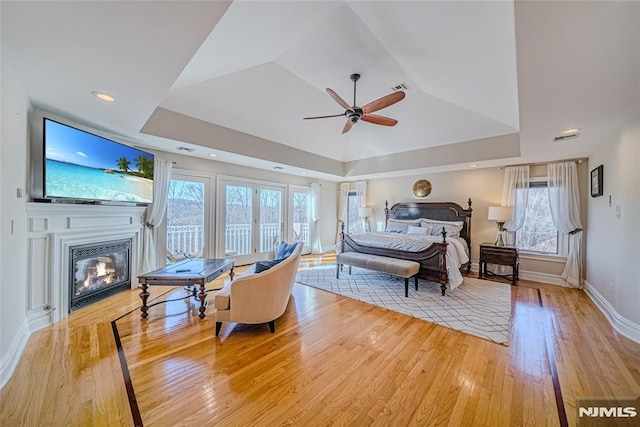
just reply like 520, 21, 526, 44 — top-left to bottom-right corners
142, 159, 172, 273
491, 165, 529, 275
502, 166, 530, 233
337, 182, 350, 242
547, 162, 584, 288
310, 183, 323, 254
355, 180, 367, 209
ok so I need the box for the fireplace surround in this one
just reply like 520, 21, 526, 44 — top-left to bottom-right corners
26, 202, 146, 329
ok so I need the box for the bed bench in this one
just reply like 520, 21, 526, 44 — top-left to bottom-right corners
336, 252, 420, 297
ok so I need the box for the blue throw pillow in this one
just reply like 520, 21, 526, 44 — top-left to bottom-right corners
254, 258, 284, 274
275, 241, 297, 260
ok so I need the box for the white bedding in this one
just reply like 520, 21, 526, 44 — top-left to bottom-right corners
347, 232, 470, 291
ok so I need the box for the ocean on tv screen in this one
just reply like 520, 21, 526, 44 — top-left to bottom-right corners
45, 159, 153, 203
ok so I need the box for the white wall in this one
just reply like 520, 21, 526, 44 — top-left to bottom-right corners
0, 57, 31, 387
586, 117, 640, 327
148, 151, 338, 256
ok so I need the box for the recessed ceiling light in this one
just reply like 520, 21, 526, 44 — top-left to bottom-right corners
209, 153, 217, 157
469, 164, 477, 168
563, 128, 581, 134
91, 91, 115, 102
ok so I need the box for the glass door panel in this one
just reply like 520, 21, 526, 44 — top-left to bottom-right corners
259, 188, 283, 253
165, 177, 208, 264
224, 184, 253, 257
290, 189, 311, 252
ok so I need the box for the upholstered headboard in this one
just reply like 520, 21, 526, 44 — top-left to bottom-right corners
385, 199, 473, 252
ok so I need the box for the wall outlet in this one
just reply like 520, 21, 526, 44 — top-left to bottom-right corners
609, 282, 613, 292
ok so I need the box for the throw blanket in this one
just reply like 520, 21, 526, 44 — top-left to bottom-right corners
348, 232, 470, 291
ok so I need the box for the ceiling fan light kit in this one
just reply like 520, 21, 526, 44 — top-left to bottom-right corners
304, 73, 405, 134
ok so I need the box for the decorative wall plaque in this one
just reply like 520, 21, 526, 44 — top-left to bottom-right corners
412, 179, 432, 197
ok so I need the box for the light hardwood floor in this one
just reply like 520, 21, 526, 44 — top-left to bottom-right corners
1, 254, 639, 426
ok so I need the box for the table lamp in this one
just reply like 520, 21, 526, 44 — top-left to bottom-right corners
488, 206, 513, 246
358, 207, 372, 232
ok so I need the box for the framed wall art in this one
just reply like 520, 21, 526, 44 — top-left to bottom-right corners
591, 165, 603, 197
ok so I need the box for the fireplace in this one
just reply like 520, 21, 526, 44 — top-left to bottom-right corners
69, 239, 131, 312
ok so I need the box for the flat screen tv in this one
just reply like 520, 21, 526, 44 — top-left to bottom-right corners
43, 118, 154, 203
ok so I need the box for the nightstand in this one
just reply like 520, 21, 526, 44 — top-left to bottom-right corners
478, 243, 519, 285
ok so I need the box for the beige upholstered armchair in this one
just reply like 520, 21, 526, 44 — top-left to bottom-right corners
214, 242, 303, 336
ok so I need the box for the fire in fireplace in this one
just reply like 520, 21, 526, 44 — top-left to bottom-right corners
69, 239, 131, 312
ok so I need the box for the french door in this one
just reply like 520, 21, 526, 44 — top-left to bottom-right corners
288, 185, 311, 253
162, 172, 212, 264
218, 177, 285, 265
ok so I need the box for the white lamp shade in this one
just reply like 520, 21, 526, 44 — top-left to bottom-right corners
488, 206, 513, 221
358, 207, 372, 218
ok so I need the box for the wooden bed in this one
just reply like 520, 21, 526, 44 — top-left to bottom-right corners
339, 199, 473, 295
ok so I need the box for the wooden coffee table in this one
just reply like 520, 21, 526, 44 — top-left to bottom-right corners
137, 258, 234, 319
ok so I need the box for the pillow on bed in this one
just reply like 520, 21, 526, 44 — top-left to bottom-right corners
407, 225, 430, 235
386, 218, 421, 233
420, 218, 464, 237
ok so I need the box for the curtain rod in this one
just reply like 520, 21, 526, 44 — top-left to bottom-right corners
499, 157, 587, 169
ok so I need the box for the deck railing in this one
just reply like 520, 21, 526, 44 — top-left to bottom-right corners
167, 223, 309, 257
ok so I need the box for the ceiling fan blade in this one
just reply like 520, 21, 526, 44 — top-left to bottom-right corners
342, 120, 355, 134
327, 88, 353, 112
362, 114, 397, 126
303, 114, 345, 120
362, 91, 405, 114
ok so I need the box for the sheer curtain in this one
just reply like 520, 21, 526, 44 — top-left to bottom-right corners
547, 162, 583, 288
310, 183, 323, 254
336, 182, 350, 242
355, 181, 367, 233
355, 180, 367, 210
142, 159, 172, 273
502, 165, 530, 234
490, 165, 529, 275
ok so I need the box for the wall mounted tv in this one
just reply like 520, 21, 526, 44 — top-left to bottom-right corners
43, 118, 154, 203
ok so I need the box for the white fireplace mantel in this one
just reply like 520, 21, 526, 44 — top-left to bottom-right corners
26, 202, 147, 330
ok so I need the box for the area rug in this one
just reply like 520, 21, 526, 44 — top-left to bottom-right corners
295, 265, 512, 345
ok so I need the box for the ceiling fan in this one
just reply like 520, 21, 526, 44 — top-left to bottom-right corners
304, 73, 406, 134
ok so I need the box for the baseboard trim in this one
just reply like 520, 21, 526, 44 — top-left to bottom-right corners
584, 280, 640, 344
470, 262, 568, 287
0, 319, 30, 390
519, 270, 568, 287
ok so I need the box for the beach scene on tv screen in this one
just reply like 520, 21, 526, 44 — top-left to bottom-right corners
44, 120, 153, 203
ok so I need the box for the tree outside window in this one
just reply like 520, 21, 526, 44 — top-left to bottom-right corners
514, 181, 559, 254
346, 192, 364, 234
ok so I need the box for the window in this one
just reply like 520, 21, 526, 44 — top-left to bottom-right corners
514, 180, 562, 255
346, 192, 364, 234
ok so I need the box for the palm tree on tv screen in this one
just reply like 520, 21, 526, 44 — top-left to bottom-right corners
135, 155, 153, 179
116, 157, 130, 173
